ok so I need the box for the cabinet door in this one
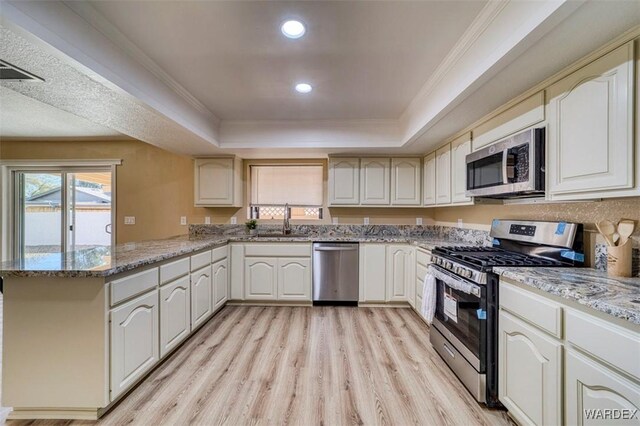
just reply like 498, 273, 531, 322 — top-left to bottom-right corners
230, 243, 245, 300
110, 290, 159, 400
360, 158, 390, 205
244, 257, 278, 300
277, 257, 311, 301
359, 244, 387, 302
328, 158, 360, 205
212, 258, 228, 311
451, 133, 472, 204
566, 349, 640, 426
547, 42, 635, 199
191, 266, 212, 328
423, 152, 436, 206
385, 245, 415, 302
435, 144, 451, 205
391, 158, 421, 205
195, 158, 236, 206
160, 276, 190, 358
499, 310, 562, 426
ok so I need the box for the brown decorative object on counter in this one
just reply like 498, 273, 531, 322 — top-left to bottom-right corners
607, 239, 633, 278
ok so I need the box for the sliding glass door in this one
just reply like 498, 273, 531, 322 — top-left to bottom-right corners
14, 169, 113, 259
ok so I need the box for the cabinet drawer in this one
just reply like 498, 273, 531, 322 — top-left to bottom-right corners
416, 249, 431, 267
191, 250, 212, 271
160, 258, 189, 284
416, 278, 425, 299
211, 245, 228, 263
110, 267, 159, 306
500, 281, 562, 338
244, 243, 311, 257
565, 309, 640, 380
416, 263, 429, 285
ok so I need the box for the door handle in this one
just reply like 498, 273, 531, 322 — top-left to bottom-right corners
314, 247, 357, 252
443, 343, 456, 359
502, 149, 509, 184
105, 224, 112, 234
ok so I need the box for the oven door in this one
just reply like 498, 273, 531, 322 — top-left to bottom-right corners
432, 266, 486, 371
466, 127, 544, 198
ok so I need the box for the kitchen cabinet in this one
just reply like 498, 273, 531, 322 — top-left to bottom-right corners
110, 290, 159, 400
423, 152, 436, 206
435, 144, 451, 205
277, 258, 311, 301
385, 245, 415, 302
414, 248, 431, 318
547, 41, 636, 200
565, 349, 640, 426
328, 158, 360, 205
194, 157, 243, 207
360, 158, 390, 205
391, 158, 422, 205
244, 257, 278, 300
359, 243, 387, 302
499, 310, 562, 426
230, 243, 245, 300
159, 276, 191, 358
472, 91, 545, 151
212, 258, 228, 311
451, 133, 472, 204
191, 265, 212, 328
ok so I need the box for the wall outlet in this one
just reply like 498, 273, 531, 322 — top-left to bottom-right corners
332, 217, 339, 225
124, 216, 135, 225
230, 217, 237, 225
205, 216, 211, 224
458, 219, 463, 228
364, 217, 370, 225
416, 218, 423, 225
180, 216, 187, 226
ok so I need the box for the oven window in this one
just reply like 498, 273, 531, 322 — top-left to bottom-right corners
436, 281, 486, 361
467, 152, 503, 190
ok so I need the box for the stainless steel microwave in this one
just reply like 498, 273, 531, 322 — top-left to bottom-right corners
466, 127, 545, 198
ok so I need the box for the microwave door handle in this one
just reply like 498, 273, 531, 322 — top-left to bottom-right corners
502, 149, 509, 184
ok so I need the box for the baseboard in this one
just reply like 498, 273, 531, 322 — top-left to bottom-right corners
8, 408, 99, 420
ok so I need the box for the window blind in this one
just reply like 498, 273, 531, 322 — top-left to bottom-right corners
250, 165, 323, 206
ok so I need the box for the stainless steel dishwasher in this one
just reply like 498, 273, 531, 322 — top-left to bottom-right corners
312, 242, 359, 305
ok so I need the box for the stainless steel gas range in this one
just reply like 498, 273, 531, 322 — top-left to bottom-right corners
429, 220, 584, 407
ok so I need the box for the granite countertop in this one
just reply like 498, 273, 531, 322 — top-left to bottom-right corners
0, 234, 460, 279
494, 267, 640, 326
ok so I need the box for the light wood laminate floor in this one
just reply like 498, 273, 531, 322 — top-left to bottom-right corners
8, 306, 512, 425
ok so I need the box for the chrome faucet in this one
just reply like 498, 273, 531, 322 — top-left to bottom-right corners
283, 203, 291, 235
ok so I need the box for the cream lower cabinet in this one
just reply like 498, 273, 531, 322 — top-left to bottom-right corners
359, 243, 387, 303
277, 258, 311, 301
244, 257, 278, 300
385, 245, 415, 302
110, 290, 159, 400
499, 310, 562, 426
547, 41, 636, 200
191, 266, 213, 328
565, 349, 640, 426
159, 276, 191, 358
212, 258, 229, 311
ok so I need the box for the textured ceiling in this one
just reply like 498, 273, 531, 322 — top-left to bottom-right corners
90, 0, 487, 121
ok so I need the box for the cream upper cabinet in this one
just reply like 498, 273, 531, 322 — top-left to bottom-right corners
244, 257, 278, 300
499, 310, 562, 426
360, 158, 390, 205
391, 158, 422, 205
547, 41, 636, 200
359, 243, 387, 302
159, 276, 191, 358
473, 91, 545, 151
451, 133, 472, 204
110, 290, 159, 400
328, 158, 360, 205
423, 152, 436, 206
385, 245, 415, 302
277, 257, 311, 301
565, 349, 640, 426
212, 258, 228, 311
435, 144, 451, 205
190, 266, 212, 328
194, 157, 243, 207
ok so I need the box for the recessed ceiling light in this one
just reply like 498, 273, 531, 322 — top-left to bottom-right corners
295, 83, 312, 93
281, 20, 306, 39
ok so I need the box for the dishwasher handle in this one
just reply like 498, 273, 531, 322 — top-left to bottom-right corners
314, 246, 358, 252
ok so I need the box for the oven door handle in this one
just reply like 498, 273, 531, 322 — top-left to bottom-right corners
430, 265, 482, 297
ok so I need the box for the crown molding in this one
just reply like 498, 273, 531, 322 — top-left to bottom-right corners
62, 1, 220, 125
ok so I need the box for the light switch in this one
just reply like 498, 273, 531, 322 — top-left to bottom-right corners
230, 217, 237, 225
124, 216, 135, 225
180, 216, 187, 225
363, 217, 370, 225
458, 219, 463, 227
332, 217, 339, 224
205, 216, 211, 224
416, 218, 423, 225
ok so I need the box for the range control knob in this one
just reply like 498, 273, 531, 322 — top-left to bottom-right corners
445, 261, 453, 269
